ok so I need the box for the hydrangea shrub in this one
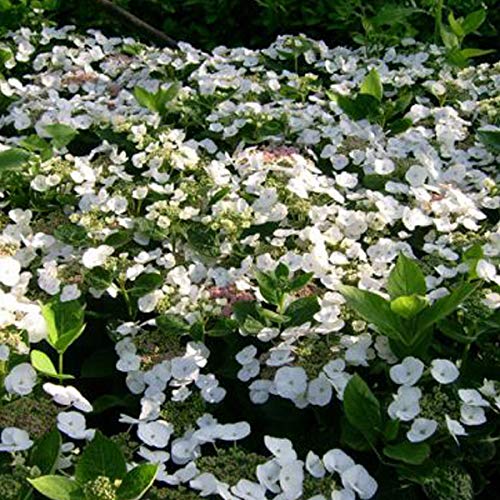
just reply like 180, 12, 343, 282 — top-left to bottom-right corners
0, 26, 499, 499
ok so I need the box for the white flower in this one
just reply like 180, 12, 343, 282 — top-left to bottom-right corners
0, 427, 33, 452
256, 460, 281, 493
171, 357, 199, 381
0, 344, 9, 361
0, 256, 21, 287
280, 460, 304, 500
264, 436, 297, 464
332, 489, 356, 500
274, 366, 308, 399
476, 259, 497, 282
406, 418, 438, 442
460, 405, 487, 426
458, 389, 490, 407
116, 352, 142, 372
43, 383, 93, 412
217, 422, 251, 441
445, 414, 467, 443
307, 374, 333, 406
201, 385, 226, 403
430, 359, 459, 384
373, 158, 395, 175
60, 284, 81, 302
405, 165, 427, 187
190, 472, 219, 496
4, 363, 37, 396
389, 357, 424, 386
341, 465, 378, 499
236, 345, 257, 365
237, 359, 260, 382
232, 479, 267, 500
138, 420, 174, 448
305, 451, 326, 478
323, 449, 355, 474
57, 411, 88, 439
387, 386, 422, 421
81, 245, 114, 269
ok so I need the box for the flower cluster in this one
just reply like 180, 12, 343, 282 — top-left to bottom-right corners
0, 25, 499, 500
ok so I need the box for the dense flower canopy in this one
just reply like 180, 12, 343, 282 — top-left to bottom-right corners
0, 25, 499, 500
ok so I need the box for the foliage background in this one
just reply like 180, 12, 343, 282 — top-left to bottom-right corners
0, 0, 498, 50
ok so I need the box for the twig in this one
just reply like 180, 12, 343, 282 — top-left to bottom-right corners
94, 0, 178, 49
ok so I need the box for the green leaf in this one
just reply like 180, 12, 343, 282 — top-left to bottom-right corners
30, 350, 73, 379
459, 48, 495, 59
339, 285, 403, 340
383, 419, 400, 442
28, 476, 84, 500
336, 93, 381, 121
462, 243, 484, 279
41, 299, 86, 355
343, 374, 382, 444
206, 317, 238, 337
340, 416, 371, 452
133, 86, 157, 112
209, 186, 231, 205
387, 254, 427, 299
284, 296, 320, 327
44, 124, 77, 149
383, 441, 430, 465
105, 230, 132, 248
387, 117, 412, 135
440, 27, 459, 49
275, 262, 290, 280
360, 68, 383, 102
75, 431, 127, 483
30, 429, 62, 475
242, 316, 265, 334
128, 273, 163, 296
447, 12, 464, 38
257, 306, 289, 324
286, 272, 314, 292
461, 9, 486, 34
117, 464, 158, 500
390, 295, 428, 320
255, 270, 278, 304
478, 128, 500, 153
416, 282, 478, 332
156, 314, 189, 334
85, 267, 114, 291
0, 147, 30, 171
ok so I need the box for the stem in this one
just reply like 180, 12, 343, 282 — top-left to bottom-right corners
58, 353, 64, 384
434, 0, 444, 44
94, 0, 178, 49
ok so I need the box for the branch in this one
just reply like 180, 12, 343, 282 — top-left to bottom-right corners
94, 0, 178, 49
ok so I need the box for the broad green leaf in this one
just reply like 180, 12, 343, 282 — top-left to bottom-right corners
30, 429, 62, 475
128, 273, 163, 296
286, 272, 314, 292
440, 27, 459, 50
157, 82, 181, 105
75, 431, 127, 483
0, 147, 29, 171
255, 270, 278, 304
206, 317, 238, 337
156, 314, 189, 334
461, 9, 486, 34
416, 282, 478, 332
28, 476, 84, 500
284, 296, 320, 327
257, 306, 290, 324
242, 316, 265, 334
462, 243, 484, 279
460, 48, 495, 59
340, 416, 371, 452
44, 124, 77, 149
105, 230, 132, 248
339, 285, 403, 340
85, 266, 114, 290
387, 254, 427, 299
387, 117, 412, 135
390, 295, 428, 320
360, 68, 383, 102
343, 374, 381, 444
30, 350, 73, 379
383, 441, 430, 465
478, 128, 500, 153
41, 299, 86, 354
275, 262, 290, 280
383, 419, 400, 442
133, 86, 156, 112
447, 12, 464, 38
117, 464, 158, 500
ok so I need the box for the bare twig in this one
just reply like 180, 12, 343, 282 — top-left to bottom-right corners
94, 0, 178, 49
